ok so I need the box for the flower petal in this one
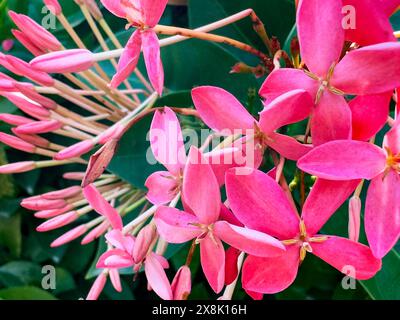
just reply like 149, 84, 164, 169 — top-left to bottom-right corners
200, 233, 225, 293
145, 171, 179, 205
311, 92, 352, 146
267, 132, 313, 161
191, 86, 255, 132
140, 0, 168, 27
259, 89, 313, 134
154, 206, 201, 243
302, 179, 360, 235
225, 168, 299, 239
242, 246, 300, 294
332, 42, 400, 95
214, 221, 285, 257
298, 140, 387, 180
350, 93, 391, 141
259, 68, 318, 104
149, 107, 186, 175
312, 236, 382, 280
142, 30, 164, 95
384, 120, 400, 155
365, 171, 400, 258
110, 30, 142, 88
100, 0, 127, 18
145, 252, 173, 300
297, 0, 344, 76
83, 184, 123, 230
183, 147, 221, 224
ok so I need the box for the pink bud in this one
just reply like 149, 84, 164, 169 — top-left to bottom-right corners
34, 205, 73, 218
51, 225, 87, 247
0, 79, 16, 92
133, 224, 157, 263
11, 29, 46, 57
0, 161, 35, 174
44, 0, 62, 15
348, 196, 361, 242
171, 266, 191, 300
36, 211, 79, 232
2, 39, 14, 52
0, 71, 13, 80
63, 172, 86, 181
14, 82, 57, 109
109, 269, 122, 292
55, 140, 94, 160
3, 93, 50, 119
0, 113, 33, 126
86, 273, 107, 300
8, 11, 62, 51
30, 49, 95, 74
21, 197, 66, 210
81, 220, 109, 245
41, 186, 81, 200
0, 132, 36, 153
14, 119, 62, 134
97, 124, 125, 145
12, 130, 50, 148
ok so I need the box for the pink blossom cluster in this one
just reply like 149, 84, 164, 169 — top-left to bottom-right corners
0, 0, 399, 300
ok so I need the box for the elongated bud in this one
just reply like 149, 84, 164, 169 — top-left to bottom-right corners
8, 11, 62, 51
14, 119, 62, 135
86, 273, 107, 300
0, 161, 35, 174
97, 124, 125, 145
31, 49, 95, 74
0, 71, 13, 80
51, 225, 87, 247
55, 140, 94, 160
82, 139, 118, 187
12, 130, 50, 148
0, 79, 16, 92
171, 266, 191, 300
109, 269, 122, 292
133, 224, 157, 263
81, 220, 109, 245
348, 196, 361, 242
4, 55, 54, 86
14, 82, 57, 109
63, 172, 86, 181
36, 211, 79, 232
0, 113, 33, 126
41, 186, 81, 200
0, 132, 36, 153
2, 39, 14, 52
21, 197, 66, 211
34, 205, 73, 218
44, 0, 62, 15
2, 93, 50, 119
11, 29, 46, 56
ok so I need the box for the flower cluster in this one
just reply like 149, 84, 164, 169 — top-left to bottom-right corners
0, 0, 399, 300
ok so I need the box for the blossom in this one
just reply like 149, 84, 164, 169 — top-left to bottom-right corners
225, 168, 381, 294
260, 0, 400, 145
298, 123, 400, 258
101, 0, 168, 94
154, 146, 286, 293
192, 86, 313, 161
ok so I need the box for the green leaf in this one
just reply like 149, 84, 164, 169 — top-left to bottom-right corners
0, 213, 21, 258
0, 261, 41, 287
0, 286, 57, 300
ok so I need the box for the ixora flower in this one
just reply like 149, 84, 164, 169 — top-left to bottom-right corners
154, 147, 286, 293
101, 0, 168, 94
260, 0, 400, 146
298, 122, 400, 259
191, 86, 313, 161
146, 107, 250, 205
225, 168, 381, 294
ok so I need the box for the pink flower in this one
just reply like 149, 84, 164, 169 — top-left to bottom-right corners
191, 86, 313, 161
171, 266, 191, 300
2, 39, 14, 52
298, 123, 400, 258
260, 0, 400, 145
225, 168, 381, 294
154, 147, 285, 293
101, 0, 168, 94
